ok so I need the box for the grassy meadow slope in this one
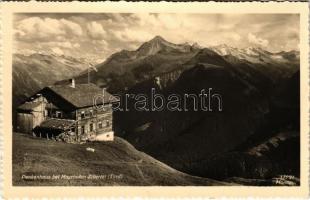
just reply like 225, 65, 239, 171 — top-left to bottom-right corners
13, 133, 229, 186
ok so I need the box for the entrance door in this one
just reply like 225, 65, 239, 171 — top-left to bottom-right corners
90, 123, 93, 132
81, 125, 85, 134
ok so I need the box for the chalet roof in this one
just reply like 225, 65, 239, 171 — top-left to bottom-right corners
17, 101, 41, 111
39, 118, 75, 130
46, 83, 118, 108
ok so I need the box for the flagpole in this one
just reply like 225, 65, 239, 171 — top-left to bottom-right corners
88, 63, 98, 84
88, 66, 90, 84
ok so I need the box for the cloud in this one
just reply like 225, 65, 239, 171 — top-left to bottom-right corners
51, 47, 64, 55
157, 14, 183, 30
247, 33, 269, 47
14, 13, 299, 60
135, 13, 160, 27
224, 32, 241, 41
52, 41, 73, 48
59, 18, 83, 36
218, 23, 235, 30
86, 21, 107, 40
15, 17, 82, 42
90, 40, 109, 52
113, 28, 153, 43
95, 40, 108, 48
36, 41, 81, 51
73, 43, 80, 48
15, 49, 36, 55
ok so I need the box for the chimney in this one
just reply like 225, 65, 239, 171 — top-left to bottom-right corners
70, 78, 75, 88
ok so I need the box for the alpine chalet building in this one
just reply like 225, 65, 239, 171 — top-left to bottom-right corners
16, 79, 118, 142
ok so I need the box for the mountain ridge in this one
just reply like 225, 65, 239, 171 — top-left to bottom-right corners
72, 35, 299, 93
106, 36, 300, 182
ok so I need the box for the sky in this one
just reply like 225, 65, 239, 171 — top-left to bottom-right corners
14, 13, 299, 63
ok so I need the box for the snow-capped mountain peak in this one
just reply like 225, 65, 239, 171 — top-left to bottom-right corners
210, 44, 299, 64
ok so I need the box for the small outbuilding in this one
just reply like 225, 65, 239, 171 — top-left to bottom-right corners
16, 100, 46, 134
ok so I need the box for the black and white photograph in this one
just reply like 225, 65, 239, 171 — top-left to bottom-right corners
12, 13, 301, 186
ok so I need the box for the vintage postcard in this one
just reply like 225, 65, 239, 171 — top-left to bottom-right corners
0, 1, 309, 198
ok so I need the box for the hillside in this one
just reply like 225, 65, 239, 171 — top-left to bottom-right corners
110, 37, 300, 182
13, 133, 229, 186
114, 67, 299, 182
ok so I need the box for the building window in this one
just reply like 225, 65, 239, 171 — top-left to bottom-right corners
89, 109, 93, 116
81, 111, 85, 119
81, 126, 85, 134
90, 123, 93, 132
98, 122, 103, 129
106, 120, 110, 127
56, 111, 62, 118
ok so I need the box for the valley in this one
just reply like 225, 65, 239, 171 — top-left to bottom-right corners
12, 35, 300, 185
